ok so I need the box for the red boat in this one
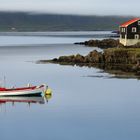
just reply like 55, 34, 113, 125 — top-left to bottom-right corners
0, 84, 47, 96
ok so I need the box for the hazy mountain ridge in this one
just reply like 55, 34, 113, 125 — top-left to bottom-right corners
0, 12, 134, 31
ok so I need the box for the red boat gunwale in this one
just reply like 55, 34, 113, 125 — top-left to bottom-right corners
0, 86, 36, 91
0, 84, 45, 92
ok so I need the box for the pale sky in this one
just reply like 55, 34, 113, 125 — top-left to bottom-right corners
0, 0, 139, 16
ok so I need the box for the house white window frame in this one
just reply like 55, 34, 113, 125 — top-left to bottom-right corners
132, 27, 137, 33
138, 21, 140, 25
123, 28, 125, 32
121, 28, 125, 32
135, 34, 139, 39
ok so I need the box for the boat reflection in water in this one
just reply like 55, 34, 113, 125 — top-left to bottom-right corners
0, 94, 52, 106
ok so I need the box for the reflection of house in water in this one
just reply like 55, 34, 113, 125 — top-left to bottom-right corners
0, 95, 52, 106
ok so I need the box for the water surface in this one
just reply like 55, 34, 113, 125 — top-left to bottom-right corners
0, 31, 140, 140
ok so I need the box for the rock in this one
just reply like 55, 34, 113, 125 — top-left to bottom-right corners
75, 39, 121, 49
49, 48, 140, 66
52, 58, 58, 61
74, 54, 85, 63
58, 55, 75, 62
39, 47, 140, 76
85, 50, 103, 63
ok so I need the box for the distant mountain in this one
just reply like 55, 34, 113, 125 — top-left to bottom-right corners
0, 12, 134, 31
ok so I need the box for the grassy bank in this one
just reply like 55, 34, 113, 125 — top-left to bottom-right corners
104, 48, 140, 64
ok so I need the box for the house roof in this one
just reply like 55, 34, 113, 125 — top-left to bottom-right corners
120, 18, 140, 27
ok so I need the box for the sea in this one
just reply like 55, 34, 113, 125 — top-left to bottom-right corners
0, 31, 140, 140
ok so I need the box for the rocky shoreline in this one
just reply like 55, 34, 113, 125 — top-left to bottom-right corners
37, 38, 140, 77
74, 39, 122, 49
74, 39, 140, 49
38, 48, 140, 76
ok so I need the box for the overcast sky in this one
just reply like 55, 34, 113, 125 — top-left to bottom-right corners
0, 0, 139, 16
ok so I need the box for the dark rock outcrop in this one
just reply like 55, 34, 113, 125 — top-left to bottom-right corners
75, 38, 140, 49
75, 39, 122, 48
39, 48, 140, 75
50, 48, 140, 65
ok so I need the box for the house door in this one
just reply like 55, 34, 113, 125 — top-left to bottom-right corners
135, 34, 139, 39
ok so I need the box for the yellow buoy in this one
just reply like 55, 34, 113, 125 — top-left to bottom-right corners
45, 94, 52, 100
45, 88, 52, 95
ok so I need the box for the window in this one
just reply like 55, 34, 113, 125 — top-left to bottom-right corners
138, 21, 140, 25
121, 28, 125, 32
135, 34, 139, 39
123, 28, 125, 32
132, 27, 137, 32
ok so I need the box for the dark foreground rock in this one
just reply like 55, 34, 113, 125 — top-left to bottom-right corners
48, 48, 140, 64
38, 48, 140, 76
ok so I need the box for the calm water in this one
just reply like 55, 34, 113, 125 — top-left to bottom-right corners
0, 31, 140, 140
